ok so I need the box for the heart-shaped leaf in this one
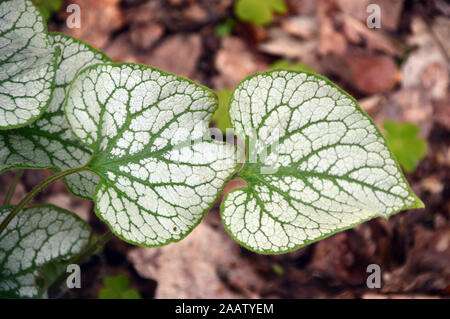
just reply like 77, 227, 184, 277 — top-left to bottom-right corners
98, 274, 141, 299
221, 70, 423, 254
65, 63, 241, 247
0, 0, 57, 129
0, 33, 111, 199
0, 204, 90, 298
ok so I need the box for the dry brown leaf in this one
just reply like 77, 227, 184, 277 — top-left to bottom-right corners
130, 24, 164, 51
346, 53, 398, 94
308, 230, 378, 286
103, 34, 141, 63
432, 16, 450, 58
420, 62, 449, 101
421, 176, 444, 195
358, 94, 386, 116
291, 0, 317, 16
213, 36, 267, 89
258, 35, 318, 60
317, 0, 347, 56
338, 0, 404, 31
183, 3, 208, 24
128, 219, 265, 298
341, 13, 401, 56
402, 16, 449, 96
381, 226, 450, 295
337, 0, 370, 21
145, 34, 202, 79
58, 0, 123, 49
372, 0, 404, 31
123, 0, 163, 25
281, 16, 317, 39
433, 94, 450, 130
376, 88, 433, 138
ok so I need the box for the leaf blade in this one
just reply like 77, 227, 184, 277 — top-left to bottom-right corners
0, 32, 111, 199
66, 63, 242, 247
0, 0, 57, 129
0, 204, 90, 298
221, 70, 423, 254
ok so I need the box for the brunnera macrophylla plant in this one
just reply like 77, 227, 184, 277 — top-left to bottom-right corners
0, 0, 424, 298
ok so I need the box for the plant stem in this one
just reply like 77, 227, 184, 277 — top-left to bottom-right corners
0, 166, 86, 235
3, 169, 25, 206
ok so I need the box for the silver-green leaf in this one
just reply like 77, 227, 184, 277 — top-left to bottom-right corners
65, 63, 242, 247
221, 70, 424, 254
0, 0, 57, 129
0, 204, 90, 298
0, 33, 111, 199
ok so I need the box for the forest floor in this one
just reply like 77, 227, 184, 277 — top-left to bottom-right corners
0, 0, 449, 299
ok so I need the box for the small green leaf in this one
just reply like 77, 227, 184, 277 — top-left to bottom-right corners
382, 120, 427, 173
0, 0, 57, 129
221, 70, 424, 254
104, 274, 129, 291
211, 88, 232, 134
0, 204, 90, 298
215, 18, 236, 38
65, 63, 242, 247
265, 0, 287, 13
98, 288, 121, 299
121, 289, 141, 299
98, 274, 141, 299
235, 0, 273, 26
234, 0, 287, 26
0, 33, 111, 199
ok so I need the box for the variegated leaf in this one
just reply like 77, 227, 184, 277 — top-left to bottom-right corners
65, 63, 242, 246
0, 204, 90, 298
221, 70, 424, 254
0, 33, 111, 199
0, 0, 56, 129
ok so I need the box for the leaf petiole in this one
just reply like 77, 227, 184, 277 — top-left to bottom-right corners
3, 169, 25, 206
0, 166, 87, 235
69, 230, 114, 266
